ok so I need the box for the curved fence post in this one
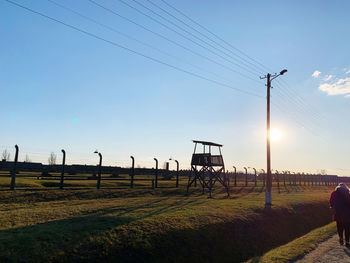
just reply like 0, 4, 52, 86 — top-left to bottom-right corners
130, 156, 135, 188
253, 168, 257, 186
175, 160, 179, 188
233, 166, 237, 187
261, 169, 266, 187
154, 158, 158, 188
244, 167, 248, 187
94, 151, 102, 189
10, 144, 19, 190
275, 170, 279, 188
60, 149, 66, 189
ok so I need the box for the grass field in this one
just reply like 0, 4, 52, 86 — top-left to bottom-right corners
0, 175, 336, 263
246, 222, 336, 263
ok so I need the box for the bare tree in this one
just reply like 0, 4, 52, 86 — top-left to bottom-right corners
24, 154, 31, 163
48, 152, 57, 165
1, 149, 10, 161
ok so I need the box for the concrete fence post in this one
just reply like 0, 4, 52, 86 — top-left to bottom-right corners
60, 149, 66, 189
130, 156, 135, 188
10, 145, 19, 190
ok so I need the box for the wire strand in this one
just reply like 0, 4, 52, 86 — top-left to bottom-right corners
4, 0, 264, 99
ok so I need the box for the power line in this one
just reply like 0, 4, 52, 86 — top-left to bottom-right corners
125, 0, 262, 76
4, 0, 264, 99
159, 0, 270, 73
86, 0, 262, 85
271, 102, 320, 137
46, 0, 254, 89
54, 0, 326, 129
157, 0, 327, 123
276, 79, 327, 121
52, 0, 325, 133
273, 85, 325, 125
144, 0, 264, 75
4, 0, 328, 140
137, 0, 327, 127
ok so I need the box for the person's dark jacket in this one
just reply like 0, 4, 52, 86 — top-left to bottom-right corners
330, 187, 350, 223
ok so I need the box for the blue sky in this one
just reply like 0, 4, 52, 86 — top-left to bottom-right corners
1, 0, 350, 175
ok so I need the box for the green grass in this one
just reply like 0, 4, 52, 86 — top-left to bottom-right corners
0, 183, 335, 263
246, 222, 336, 263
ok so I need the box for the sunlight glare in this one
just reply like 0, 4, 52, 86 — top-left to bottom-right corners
270, 128, 282, 142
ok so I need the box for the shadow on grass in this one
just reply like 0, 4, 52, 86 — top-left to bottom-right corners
0, 196, 334, 263
0, 187, 194, 204
0, 214, 134, 263
0, 195, 209, 262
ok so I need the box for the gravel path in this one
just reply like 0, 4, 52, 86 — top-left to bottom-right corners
295, 234, 350, 263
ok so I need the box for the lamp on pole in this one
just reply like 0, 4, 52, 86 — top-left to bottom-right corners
260, 69, 287, 207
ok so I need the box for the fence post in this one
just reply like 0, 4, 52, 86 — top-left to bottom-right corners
60, 149, 66, 189
233, 166, 237, 187
244, 167, 248, 186
253, 168, 257, 187
153, 158, 158, 188
10, 145, 19, 190
261, 169, 265, 187
226, 169, 230, 188
130, 156, 135, 188
94, 151, 102, 189
175, 160, 179, 187
275, 170, 279, 188
289, 172, 292, 185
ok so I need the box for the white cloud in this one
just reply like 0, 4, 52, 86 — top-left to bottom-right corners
312, 70, 321, 78
346, 70, 350, 74
319, 77, 350, 97
323, 75, 333, 81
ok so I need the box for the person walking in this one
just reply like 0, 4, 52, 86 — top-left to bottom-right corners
330, 183, 350, 247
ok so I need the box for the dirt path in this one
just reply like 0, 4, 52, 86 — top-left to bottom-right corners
295, 234, 350, 263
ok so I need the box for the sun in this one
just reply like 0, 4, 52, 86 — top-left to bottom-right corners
270, 128, 282, 142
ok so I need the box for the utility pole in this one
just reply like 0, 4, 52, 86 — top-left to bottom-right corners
260, 69, 287, 207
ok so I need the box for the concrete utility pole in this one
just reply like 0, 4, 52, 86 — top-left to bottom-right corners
260, 69, 287, 207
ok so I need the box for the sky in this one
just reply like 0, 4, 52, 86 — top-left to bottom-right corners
1, 0, 350, 175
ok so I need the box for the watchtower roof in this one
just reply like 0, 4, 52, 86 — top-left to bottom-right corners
192, 140, 223, 147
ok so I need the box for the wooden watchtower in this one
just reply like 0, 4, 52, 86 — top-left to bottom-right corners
187, 140, 229, 198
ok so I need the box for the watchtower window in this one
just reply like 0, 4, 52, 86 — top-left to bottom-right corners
191, 140, 224, 167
